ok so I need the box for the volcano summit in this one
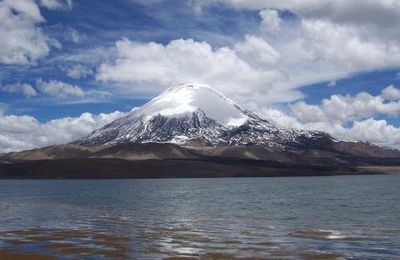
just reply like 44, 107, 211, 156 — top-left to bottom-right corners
77, 84, 331, 149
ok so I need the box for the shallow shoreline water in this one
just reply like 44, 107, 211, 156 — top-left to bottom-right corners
0, 175, 399, 259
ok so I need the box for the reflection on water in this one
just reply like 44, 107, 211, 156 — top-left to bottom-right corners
0, 227, 349, 259
0, 175, 399, 259
0, 228, 130, 258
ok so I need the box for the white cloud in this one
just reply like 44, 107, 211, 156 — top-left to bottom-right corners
290, 101, 326, 123
261, 107, 400, 149
37, 79, 85, 98
300, 19, 400, 70
345, 119, 400, 148
0, 0, 50, 65
63, 64, 93, 79
234, 34, 281, 66
259, 9, 282, 34
0, 83, 37, 98
284, 89, 400, 124
39, 0, 72, 10
94, 5, 400, 106
0, 0, 72, 65
250, 16, 400, 92
321, 92, 400, 122
96, 38, 284, 97
261, 107, 303, 130
176, 1, 400, 92
259, 86, 400, 149
381, 85, 400, 101
0, 111, 124, 153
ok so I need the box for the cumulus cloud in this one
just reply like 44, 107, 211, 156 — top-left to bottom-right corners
0, 0, 50, 65
0, 83, 37, 98
300, 19, 400, 70
95, 2, 400, 106
285, 87, 400, 124
37, 79, 85, 98
266, 111, 400, 149
259, 86, 400, 149
381, 85, 400, 101
169, 1, 400, 92
234, 35, 281, 66
0, 111, 124, 153
96, 38, 284, 97
290, 101, 326, 123
0, 0, 73, 65
321, 92, 400, 122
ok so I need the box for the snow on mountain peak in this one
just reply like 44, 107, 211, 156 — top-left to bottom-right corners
135, 83, 249, 127
76, 83, 332, 148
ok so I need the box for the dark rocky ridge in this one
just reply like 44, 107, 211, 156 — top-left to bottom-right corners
0, 142, 399, 179
0, 158, 362, 179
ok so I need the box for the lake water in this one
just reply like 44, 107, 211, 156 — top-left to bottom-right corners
0, 175, 399, 259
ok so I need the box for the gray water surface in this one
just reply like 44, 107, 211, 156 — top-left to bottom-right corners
0, 175, 399, 259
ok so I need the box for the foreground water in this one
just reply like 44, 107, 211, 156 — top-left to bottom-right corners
0, 175, 399, 259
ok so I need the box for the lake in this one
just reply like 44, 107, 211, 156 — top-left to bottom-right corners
0, 175, 399, 259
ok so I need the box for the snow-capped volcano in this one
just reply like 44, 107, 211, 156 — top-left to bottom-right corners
77, 84, 332, 148
125, 83, 249, 127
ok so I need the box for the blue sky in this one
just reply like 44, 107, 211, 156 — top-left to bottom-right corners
0, 0, 264, 121
2, 0, 400, 152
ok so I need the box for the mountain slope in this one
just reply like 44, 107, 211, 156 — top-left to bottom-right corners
76, 84, 332, 149
2, 142, 400, 179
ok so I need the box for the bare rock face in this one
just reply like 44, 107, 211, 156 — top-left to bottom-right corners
76, 84, 333, 150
